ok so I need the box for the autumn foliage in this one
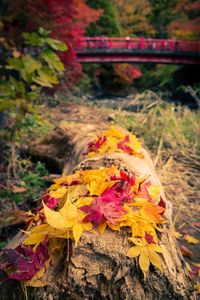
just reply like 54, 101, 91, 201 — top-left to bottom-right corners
168, 0, 200, 39
45, 0, 102, 85
2, 0, 102, 86
113, 64, 142, 84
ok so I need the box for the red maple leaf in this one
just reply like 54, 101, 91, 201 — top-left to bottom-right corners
42, 194, 60, 210
136, 180, 152, 201
81, 181, 129, 225
145, 232, 156, 244
0, 242, 49, 281
85, 135, 107, 154
158, 196, 166, 215
110, 170, 136, 187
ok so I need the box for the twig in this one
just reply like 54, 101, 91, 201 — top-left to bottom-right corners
184, 219, 200, 234
154, 134, 164, 167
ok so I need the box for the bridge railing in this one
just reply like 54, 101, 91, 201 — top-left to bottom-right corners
77, 37, 200, 53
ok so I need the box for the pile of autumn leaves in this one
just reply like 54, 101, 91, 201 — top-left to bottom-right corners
1, 127, 166, 286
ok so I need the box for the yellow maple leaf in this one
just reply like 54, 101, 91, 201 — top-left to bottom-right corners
127, 245, 142, 257
49, 186, 67, 198
148, 185, 161, 201
105, 126, 125, 139
24, 223, 71, 249
80, 168, 105, 184
43, 200, 92, 246
43, 202, 72, 230
107, 223, 120, 231
87, 180, 115, 196
129, 133, 142, 151
134, 201, 164, 224
53, 172, 81, 186
98, 221, 107, 234
127, 243, 163, 278
194, 284, 200, 294
174, 231, 183, 239
73, 222, 83, 246
185, 234, 199, 244
119, 207, 158, 242
139, 246, 150, 277
75, 196, 94, 208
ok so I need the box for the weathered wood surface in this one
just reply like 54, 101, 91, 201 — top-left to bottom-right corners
0, 124, 194, 300
28, 123, 107, 174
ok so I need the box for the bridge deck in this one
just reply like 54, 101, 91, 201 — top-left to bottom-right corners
76, 37, 200, 65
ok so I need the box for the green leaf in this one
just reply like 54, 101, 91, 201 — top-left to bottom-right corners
45, 38, 67, 51
23, 32, 42, 47
0, 99, 10, 112
33, 67, 58, 87
27, 91, 40, 101
41, 49, 64, 72
10, 77, 26, 94
38, 27, 50, 37
7, 58, 23, 70
22, 55, 41, 74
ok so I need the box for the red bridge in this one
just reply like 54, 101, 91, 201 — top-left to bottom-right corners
76, 37, 200, 65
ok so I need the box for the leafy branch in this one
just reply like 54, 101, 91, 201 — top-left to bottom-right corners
0, 27, 67, 176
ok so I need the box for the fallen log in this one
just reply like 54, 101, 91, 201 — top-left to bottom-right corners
0, 125, 194, 300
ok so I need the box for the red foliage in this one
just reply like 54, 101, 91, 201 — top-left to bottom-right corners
145, 232, 156, 244
85, 135, 107, 154
173, 0, 200, 12
0, 242, 49, 281
137, 181, 152, 201
44, 0, 102, 86
81, 182, 129, 226
3, 0, 102, 86
42, 194, 60, 210
158, 196, 166, 216
113, 64, 142, 84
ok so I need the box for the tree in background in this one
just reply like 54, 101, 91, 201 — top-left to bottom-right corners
113, 64, 142, 84
46, 0, 102, 86
167, 0, 200, 39
149, 0, 177, 38
84, 0, 143, 90
0, 0, 102, 87
86, 0, 120, 36
112, 0, 200, 92
114, 0, 155, 37
113, 0, 200, 40
110, 0, 155, 87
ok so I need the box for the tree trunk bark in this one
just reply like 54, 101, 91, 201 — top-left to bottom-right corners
0, 124, 194, 300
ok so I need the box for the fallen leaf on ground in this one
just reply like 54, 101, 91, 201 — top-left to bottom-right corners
194, 283, 200, 294
180, 245, 193, 257
174, 231, 183, 239
184, 234, 199, 245
11, 186, 27, 193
